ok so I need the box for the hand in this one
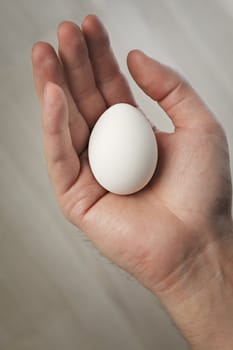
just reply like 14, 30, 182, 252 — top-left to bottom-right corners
32, 15, 233, 349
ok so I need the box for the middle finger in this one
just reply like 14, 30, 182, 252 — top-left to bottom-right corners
58, 21, 107, 128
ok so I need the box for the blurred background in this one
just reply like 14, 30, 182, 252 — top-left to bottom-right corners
1, 0, 233, 349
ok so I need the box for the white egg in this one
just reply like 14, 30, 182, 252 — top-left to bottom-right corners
88, 103, 158, 195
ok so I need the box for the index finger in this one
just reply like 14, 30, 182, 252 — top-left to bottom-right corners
82, 15, 136, 107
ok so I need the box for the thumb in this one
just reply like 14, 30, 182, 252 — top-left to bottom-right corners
127, 50, 217, 131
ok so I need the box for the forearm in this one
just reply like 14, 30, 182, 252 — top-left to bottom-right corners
171, 270, 233, 350
155, 226, 233, 349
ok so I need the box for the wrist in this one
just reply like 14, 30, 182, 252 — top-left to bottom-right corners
155, 224, 233, 349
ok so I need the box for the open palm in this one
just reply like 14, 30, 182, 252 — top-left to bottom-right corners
32, 15, 232, 298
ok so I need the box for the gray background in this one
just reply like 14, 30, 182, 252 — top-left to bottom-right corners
1, 0, 233, 349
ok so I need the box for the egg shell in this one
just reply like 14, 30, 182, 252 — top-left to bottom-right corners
88, 103, 158, 195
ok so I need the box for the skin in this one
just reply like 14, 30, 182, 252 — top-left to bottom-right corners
32, 15, 233, 349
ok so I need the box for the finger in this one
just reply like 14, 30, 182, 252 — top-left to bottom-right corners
57, 22, 107, 128
42, 82, 80, 195
127, 50, 218, 130
32, 42, 89, 153
82, 15, 136, 107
